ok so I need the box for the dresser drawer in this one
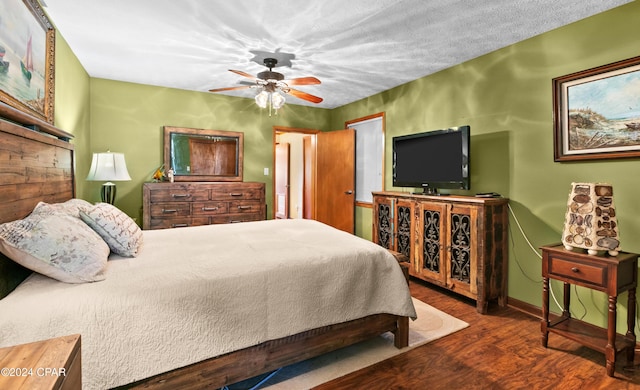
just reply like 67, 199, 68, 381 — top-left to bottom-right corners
149, 217, 210, 229
229, 200, 264, 214
211, 213, 264, 224
192, 201, 229, 215
549, 257, 607, 287
149, 203, 191, 217
149, 188, 209, 202
211, 185, 264, 200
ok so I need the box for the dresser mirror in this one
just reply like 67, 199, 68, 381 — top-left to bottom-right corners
164, 126, 244, 182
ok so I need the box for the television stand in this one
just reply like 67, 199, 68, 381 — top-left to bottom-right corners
371, 191, 509, 313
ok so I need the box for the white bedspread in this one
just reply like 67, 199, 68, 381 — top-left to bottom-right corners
0, 219, 416, 389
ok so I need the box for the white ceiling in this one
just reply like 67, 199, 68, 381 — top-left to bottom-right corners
42, 0, 630, 109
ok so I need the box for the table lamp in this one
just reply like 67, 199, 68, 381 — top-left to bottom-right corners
86, 151, 132, 204
561, 182, 620, 256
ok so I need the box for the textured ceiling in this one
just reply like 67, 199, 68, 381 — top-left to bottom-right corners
42, 0, 630, 109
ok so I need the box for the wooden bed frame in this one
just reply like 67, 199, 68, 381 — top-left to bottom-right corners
0, 102, 409, 389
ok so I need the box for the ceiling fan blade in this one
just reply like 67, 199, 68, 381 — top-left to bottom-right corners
209, 85, 252, 92
287, 88, 323, 104
229, 69, 257, 80
286, 77, 321, 86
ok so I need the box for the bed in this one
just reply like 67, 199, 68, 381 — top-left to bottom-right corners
0, 103, 416, 389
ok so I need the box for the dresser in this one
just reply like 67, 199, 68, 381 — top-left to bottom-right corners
143, 182, 266, 230
372, 191, 509, 313
0, 334, 81, 390
541, 244, 637, 377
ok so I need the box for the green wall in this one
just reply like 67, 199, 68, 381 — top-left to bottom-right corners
83, 79, 330, 221
330, 2, 640, 331
52, 33, 91, 197
51, 2, 640, 331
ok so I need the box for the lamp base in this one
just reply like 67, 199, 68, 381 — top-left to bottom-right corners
101, 182, 116, 204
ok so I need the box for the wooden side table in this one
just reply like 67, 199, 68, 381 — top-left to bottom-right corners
0, 334, 81, 390
541, 245, 637, 377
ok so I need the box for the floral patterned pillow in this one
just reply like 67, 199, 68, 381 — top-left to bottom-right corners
32, 198, 94, 218
79, 203, 144, 257
0, 213, 110, 283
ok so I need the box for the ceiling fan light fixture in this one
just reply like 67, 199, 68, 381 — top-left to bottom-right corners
271, 91, 286, 109
255, 90, 269, 108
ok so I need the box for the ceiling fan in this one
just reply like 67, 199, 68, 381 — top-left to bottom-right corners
209, 58, 323, 111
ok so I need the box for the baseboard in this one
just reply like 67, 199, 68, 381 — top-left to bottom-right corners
507, 297, 542, 319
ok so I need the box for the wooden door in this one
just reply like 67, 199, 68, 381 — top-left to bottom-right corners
315, 129, 355, 233
275, 143, 290, 219
303, 136, 314, 219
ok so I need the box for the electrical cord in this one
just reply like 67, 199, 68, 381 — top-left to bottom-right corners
248, 368, 282, 390
507, 203, 565, 313
573, 285, 587, 320
219, 368, 282, 390
508, 224, 541, 284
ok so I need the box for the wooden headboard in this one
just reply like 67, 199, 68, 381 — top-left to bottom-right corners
0, 103, 75, 299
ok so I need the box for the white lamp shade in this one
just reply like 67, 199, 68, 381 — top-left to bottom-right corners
271, 92, 286, 109
86, 152, 132, 182
254, 90, 269, 108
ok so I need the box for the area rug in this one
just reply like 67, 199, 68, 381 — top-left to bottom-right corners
227, 297, 469, 390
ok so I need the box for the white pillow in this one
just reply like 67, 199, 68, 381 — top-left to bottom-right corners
32, 198, 94, 218
0, 213, 109, 283
79, 203, 144, 257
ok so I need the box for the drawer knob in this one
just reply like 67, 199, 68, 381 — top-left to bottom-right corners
571, 267, 579, 273
230, 193, 243, 197
238, 205, 251, 210
202, 207, 219, 211
162, 209, 178, 213
172, 223, 188, 228
171, 194, 191, 198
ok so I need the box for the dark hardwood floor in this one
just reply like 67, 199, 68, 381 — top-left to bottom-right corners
315, 278, 640, 390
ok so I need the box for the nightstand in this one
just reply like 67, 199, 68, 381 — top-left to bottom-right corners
541, 245, 637, 377
0, 334, 81, 389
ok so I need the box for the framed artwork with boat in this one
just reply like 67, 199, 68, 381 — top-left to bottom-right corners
553, 55, 640, 162
0, 0, 55, 123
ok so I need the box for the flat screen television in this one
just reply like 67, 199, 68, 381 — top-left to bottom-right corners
392, 125, 470, 194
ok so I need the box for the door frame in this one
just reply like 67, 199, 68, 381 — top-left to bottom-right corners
274, 142, 290, 219
272, 126, 320, 220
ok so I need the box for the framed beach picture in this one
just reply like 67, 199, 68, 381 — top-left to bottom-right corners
0, 0, 55, 123
553, 55, 640, 162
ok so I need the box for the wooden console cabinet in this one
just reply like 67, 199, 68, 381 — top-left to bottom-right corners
372, 191, 508, 313
541, 245, 637, 377
143, 182, 266, 230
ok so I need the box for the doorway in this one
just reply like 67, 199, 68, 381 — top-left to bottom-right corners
273, 127, 319, 220
273, 126, 356, 234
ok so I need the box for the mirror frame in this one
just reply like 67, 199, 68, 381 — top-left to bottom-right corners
163, 126, 244, 182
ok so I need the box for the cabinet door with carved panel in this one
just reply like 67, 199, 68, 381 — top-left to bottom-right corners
446, 204, 479, 297
394, 199, 414, 259
372, 196, 414, 258
372, 196, 394, 250
414, 201, 447, 286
